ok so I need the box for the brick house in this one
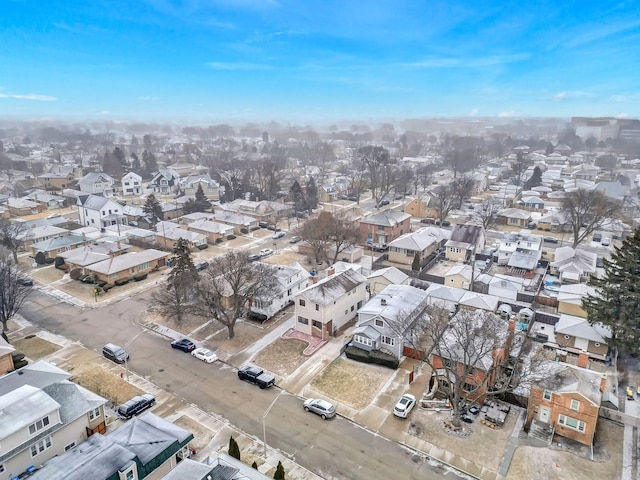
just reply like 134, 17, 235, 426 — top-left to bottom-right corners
84, 248, 168, 283
404, 193, 441, 219
526, 361, 604, 446
359, 209, 411, 246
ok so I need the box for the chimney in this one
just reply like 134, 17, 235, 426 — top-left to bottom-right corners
82, 232, 87, 242
577, 351, 589, 369
600, 374, 607, 393
117, 241, 121, 249
327, 267, 335, 276
380, 298, 387, 306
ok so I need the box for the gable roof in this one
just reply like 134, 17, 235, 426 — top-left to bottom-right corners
298, 268, 366, 305
87, 249, 168, 275
499, 208, 531, 220
555, 314, 610, 343
367, 266, 409, 285
358, 284, 429, 322
446, 223, 484, 248
0, 385, 60, 441
535, 362, 603, 406
389, 226, 450, 251
361, 209, 411, 226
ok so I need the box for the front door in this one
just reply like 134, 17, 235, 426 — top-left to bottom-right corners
538, 406, 550, 423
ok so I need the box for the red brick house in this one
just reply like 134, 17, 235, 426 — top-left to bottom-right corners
526, 360, 604, 446
359, 209, 411, 246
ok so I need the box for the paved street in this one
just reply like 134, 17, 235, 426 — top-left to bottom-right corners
21, 290, 460, 480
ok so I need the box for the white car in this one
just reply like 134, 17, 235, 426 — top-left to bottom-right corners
272, 231, 285, 239
259, 248, 274, 257
191, 348, 217, 363
393, 393, 416, 418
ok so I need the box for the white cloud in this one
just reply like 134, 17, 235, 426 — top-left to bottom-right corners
100, 110, 110, 115
0, 93, 56, 101
616, 112, 628, 118
206, 61, 271, 71
402, 53, 529, 69
552, 90, 596, 102
498, 111, 517, 117
468, 108, 479, 116
609, 95, 627, 102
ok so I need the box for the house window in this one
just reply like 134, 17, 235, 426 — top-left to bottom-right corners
0, 464, 4, 473
30, 436, 52, 456
462, 382, 475, 392
375, 318, 384, 328
564, 335, 571, 340
297, 316, 309, 325
345, 309, 348, 315
354, 335, 373, 347
89, 407, 101, 420
288, 289, 291, 296
381, 336, 395, 346
28, 416, 50, 435
357, 301, 363, 309
126, 471, 135, 480
138, 262, 151, 271
594, 342, 601, 347
351, 305, 354, 312
558, 414, 586, 432
64, 442, 76, 451
543, 390, 552, 401
299, 299, 306, 307
315, 304, 319, 311
312, 320, 322, 329
570, 399, 580, 411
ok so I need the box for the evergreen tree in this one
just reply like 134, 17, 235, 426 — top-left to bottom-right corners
583, 228, 640, 354
251, 461, 258, 469
273, 461, 285, 480
194, 184, 212, 212
305, 177, 318, 210
142, 149, 157, 174
545, 142, 554, 155
112, 146, 126, 167
142, 193, 163, 223
228, 436, 241, 460
131, 152, 141, 172
289, 180, 306, 211
167, 238, 197, 284
412, 252, 420, 271
523, 166, 543, 190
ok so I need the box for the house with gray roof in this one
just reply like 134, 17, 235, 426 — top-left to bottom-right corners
0, 361, 108, 479
366, 266, 410, 295
160, 453, 271, 480
388, 226, 450, 266
444, 223, 485, 263
250, 262, 308, 320
295, 268, 367, 338
359, 209, 411, 247
77, 194, 128, 231
148, 169, 180, 194
550, 247, 598, 284
498, 208, 531, 228
84, 248, 169, 283
553, 313, 610, 361
353, 284, 430, 359
29, 412, 193, 480
77, 172, 116, 196
527, 362, 604, 446
30, 233, 89, 259
181, 173, 220, 200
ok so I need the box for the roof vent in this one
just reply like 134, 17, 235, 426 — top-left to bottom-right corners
380, 298, 387, 305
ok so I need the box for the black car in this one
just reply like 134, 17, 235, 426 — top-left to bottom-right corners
17, 276, 33, 286
461, 414, 474, 423
117, 394, 156, 420
544, 236, 559, 244
238, 365, 276, 389
171, 338, 196, 352
347, 196, 358, 201
468, 405, 481, 415
420, 218, 435, 224
258, 221, 269, 228
195, 261, 209, 271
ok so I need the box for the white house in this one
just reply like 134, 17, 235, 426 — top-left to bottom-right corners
366, 266, 410, 295
77, 194, 127, 230
121, 172, 142, 196
148, 169, 180, 194
77, 172, 116, 196
295, 268, 367, 338
352, 284, 430, 359
250, 262, 308, 319
0, 361, 108, 479
550, 247, 598, 284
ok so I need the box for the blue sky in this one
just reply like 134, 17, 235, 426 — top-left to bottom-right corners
1, 0, 639, 123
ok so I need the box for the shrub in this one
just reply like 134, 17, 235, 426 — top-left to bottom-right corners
115, 278, 130, 286
35, 252, 46, 265
345, 346, 399, 369
250, 226, 260, 232
102, 284, 114, 292
44, 258, 56, 265
69, 268, 83, 281
215, 238, 223, 244
227, 234, 236, 240
133, 273, 148, 281
240, 227, 249, 234
95, 280, 107, 287
54, 257, 65, 268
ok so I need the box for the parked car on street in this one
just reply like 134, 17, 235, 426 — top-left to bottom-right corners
248, 254, 261, 262
191, 347, 217, 363
627, 386, 635, 400
393, 393, 416, 418
273, 231, 286, 239
118, 393, 156, 420
195, 261, 209, 271
17, 276, 33, 286
171, 338, 196, 352
543, 236, 559, 244
259, 248, 273, 257
237, 365, 275, 389
289, 236, 302, 243
303, 398, 336, 419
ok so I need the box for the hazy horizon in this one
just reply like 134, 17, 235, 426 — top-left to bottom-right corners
2, 1, 639, 123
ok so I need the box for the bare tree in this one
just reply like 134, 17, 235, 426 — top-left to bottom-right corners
326, 210, 362, 264
194, 251, 278, 339
397, 307, 538, 429
357, 145, 397, 204
561, 189, 621, 248
0, 219, 27, 263
431, 185, 457, 224
512, 151, 532, 187
450, 176, 475, 209
301, 211, 334, 265
473, 197, 503, 230
0, 248, 32, 334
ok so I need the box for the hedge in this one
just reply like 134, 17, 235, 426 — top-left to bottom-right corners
215, 238, 223, 244
102, 284, 114, 292
227, 234, 236, 240
240, 228, 249, 234
133, 273, 148, 281
344, 346, 399, 369
114, 278, 130, 286
250, 226, 260, 232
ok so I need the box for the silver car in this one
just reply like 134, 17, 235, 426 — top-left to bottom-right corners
303, 398, 336, 419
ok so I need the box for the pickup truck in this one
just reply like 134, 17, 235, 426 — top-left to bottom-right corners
237, 365, 276, 389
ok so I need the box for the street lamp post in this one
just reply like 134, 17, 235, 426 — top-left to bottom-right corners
262, 390, 285, 458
